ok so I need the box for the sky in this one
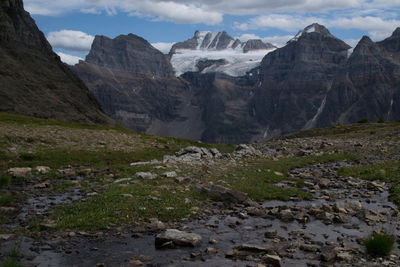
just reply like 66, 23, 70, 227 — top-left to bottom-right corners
24, 0, 400, 65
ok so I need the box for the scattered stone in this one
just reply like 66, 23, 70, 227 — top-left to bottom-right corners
337, 252, 353, 262
300, 244, 318, 252
264, 230, 277, 239
148, 218, 166, 231
8, 167, 31, 178
334, 200, 363, 214
130, 160, 159, 166
113, 177, 132, 184
263, 255, 282, 267
134, 172, 157, 180
0, 234, 13, 240
280, 209, 294, 222
320, 246, 337, 262
155, 229, 202, 248
34, 166, 51, 174
34, 180, 51, 189
121, 194, 133, 198
201, 185, 247, 203
128, 260, 144, 266
205, 247, 217, 254
233, 144, 262, 158
162, 171, 177, 178
318, 178, 331, 188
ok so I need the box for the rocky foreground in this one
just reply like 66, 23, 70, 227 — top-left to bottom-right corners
1, 116, 400, 266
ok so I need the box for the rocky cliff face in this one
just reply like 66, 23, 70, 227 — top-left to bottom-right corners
317, 30, 400, 126
0, 0, 111, 124
73, 34, 203, 137
86, 34, 174, 78
249, 23, 351, 138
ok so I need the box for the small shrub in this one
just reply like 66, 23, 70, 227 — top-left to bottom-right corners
377, 115, 385, 123
358, 117, 368, 123
364, 232, 395, 257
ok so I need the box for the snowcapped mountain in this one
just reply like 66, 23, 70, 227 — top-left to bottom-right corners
289, 23, 335, 43
169, 31, 276, 77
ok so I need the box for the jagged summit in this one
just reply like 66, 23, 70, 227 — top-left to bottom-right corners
290, 23, 334, 42
170, 30, 275, 54
169, 30, 276, 77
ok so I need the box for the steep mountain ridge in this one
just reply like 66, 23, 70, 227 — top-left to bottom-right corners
73, 34, 198, 135
0, 0, 111, 124
249, 23, 351, 138
72, 23, 400, 143
317, 29, 400, 127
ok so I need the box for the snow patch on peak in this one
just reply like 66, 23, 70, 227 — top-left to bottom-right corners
306, 26, 316, 33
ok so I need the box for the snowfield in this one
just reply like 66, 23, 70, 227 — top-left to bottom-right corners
171, 48, 275, 77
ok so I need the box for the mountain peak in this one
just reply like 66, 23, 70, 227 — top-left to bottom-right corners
290, 23, 333, 42
391, 27, 400, 37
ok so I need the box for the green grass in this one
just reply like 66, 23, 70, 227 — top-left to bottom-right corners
206, 153, 357, 201
338, 161, 400, 204
364, 232, 395, 257
0, 258, 21, 267
0, 194, 14, 206
0, 247, 21, 267
54, 182, 206, 230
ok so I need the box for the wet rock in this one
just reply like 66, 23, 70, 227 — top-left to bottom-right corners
300, 244, 319, 252
337, 252, 353, 262
280, 209, 294, 222
334, 200, 363, 214
128, 260, 144, 266
226, 244, 271, 260
134, 172, 157, 180
263, 254, 282, 267
8, 167, 31, 178
205, 247, 217, 254
318, 178, 331, 188
162, 171, 177, 178
264, 230, 277, 239
246, 206, 266, 217
155, 229, 202, 248
201, 185, 247, 203
320, 246, 337, 262
34, 166, 51, 174
34, 180, 51, 189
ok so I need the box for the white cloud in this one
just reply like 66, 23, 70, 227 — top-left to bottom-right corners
80, 8, 101, 15
56, 52, 83, 65
330, 16, 400, 40
235, 14, 324, 31
151, 42, 175, 53
123, 2, 222, 25
47, 30, 94, 53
